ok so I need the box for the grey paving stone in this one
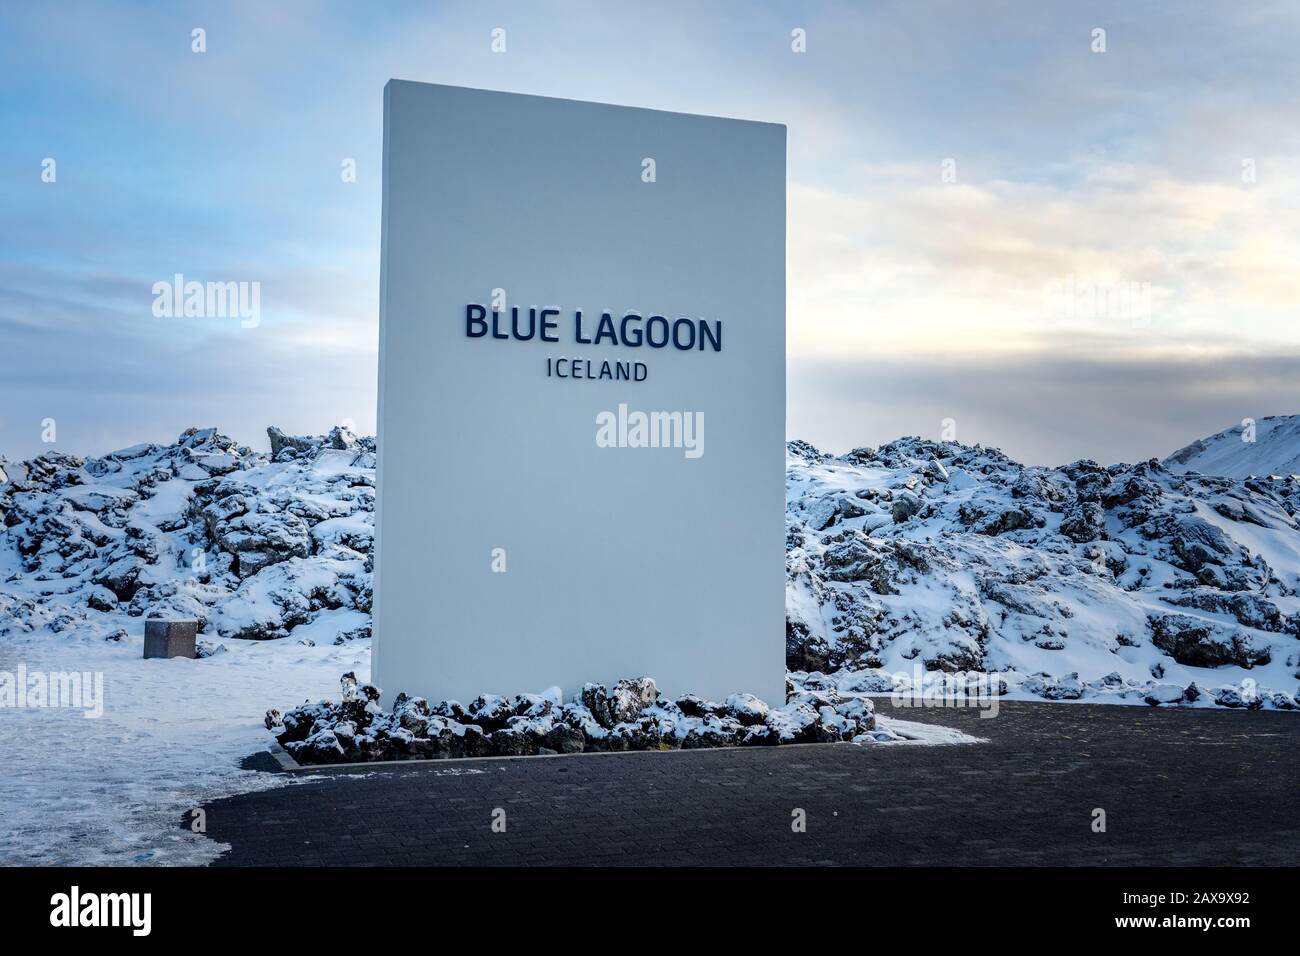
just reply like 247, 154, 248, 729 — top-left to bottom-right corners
199, 701, 1300, 866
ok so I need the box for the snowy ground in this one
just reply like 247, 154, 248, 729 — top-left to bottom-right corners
0, 621, 985, 865
0, 624, 367, 865
3, 420, 1296, 864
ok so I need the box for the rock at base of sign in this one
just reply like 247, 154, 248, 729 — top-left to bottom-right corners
143, 619, 198, 659
269, 672, 878, 766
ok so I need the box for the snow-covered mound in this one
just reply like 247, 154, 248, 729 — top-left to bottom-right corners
1165, 415, 1300, 479
0, 426, 374, 648
3, 421, 1299, 711
785, 434, 1300, 708
5, 421, 1293, 861
0, 426, 375, 863
270, 673, 888, 766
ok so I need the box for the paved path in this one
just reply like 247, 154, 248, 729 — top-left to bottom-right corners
200, 701, 1300, 866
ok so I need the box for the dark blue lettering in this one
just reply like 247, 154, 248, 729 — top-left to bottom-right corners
512, 307, 536, 340
645, 316, 669, 348
699, 320, 722, 352
466, 303, 487, 337
620, 313, 643, 346
541, 308, 560, 342
594, 312, 617, 346
490, 310, 509, 339
672, 317, 696, 350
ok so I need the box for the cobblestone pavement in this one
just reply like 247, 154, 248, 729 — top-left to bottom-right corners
200, 701, 1300, 866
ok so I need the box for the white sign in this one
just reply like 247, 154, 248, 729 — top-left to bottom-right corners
373, 81, 785, 705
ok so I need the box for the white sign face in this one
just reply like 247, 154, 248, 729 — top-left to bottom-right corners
373, 81, 785, 705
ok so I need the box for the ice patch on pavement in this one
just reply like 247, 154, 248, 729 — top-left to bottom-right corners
867, 715, 987, 746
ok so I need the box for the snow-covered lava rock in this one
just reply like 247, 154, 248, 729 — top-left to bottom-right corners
268, 673, 882, 765
784, 430, 1300, 708
1, 426, 373, 647
3, 418, 1300, 711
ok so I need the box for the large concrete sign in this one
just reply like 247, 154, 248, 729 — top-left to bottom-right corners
373, 81, 785, 705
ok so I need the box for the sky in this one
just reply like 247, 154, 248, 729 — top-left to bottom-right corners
1, 0, 1297, 466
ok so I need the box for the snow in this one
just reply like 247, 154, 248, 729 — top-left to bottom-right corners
785, 432, 1300, 707
1165, 415, 1300, 478
869, 715, 986, 746
287, 607, 370, 645
3, 418, 1299, 864
0, 623, 368, 865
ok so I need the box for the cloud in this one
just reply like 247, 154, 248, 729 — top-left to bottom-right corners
0, 265, 376, 461
789, 160, 1300, 359
1, 1, 1298, 465
791, 347, 1300, 466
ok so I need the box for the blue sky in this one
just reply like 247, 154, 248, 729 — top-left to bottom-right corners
2, 0, 1298, 464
